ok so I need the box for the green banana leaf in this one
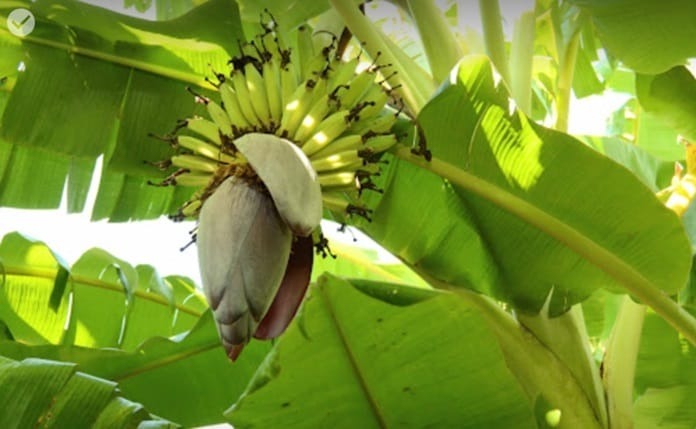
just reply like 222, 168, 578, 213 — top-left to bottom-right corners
635, 313, 696, 393
0, 355, 177, 428
569, 0, 696, 74
0, 231, 270, 426
605, 97, 684, 163
636, 66, 696, 142
0, 314, 272, 427
0, 232, 206, 346
634, 385, 696, 429
0, 0, 240, 216
585, 137, 673, 192
236, 0, 336, 30
312, 239, 429, 287
358, 55, 690, 315
227, 273, 538, 428
632, 312, 696, 428
0, 229, 548, 428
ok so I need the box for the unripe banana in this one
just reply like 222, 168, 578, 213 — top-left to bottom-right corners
219, 82, 252, 130
263, 57, 283, 125
357, 88, 389, 119
356, 163, 382, 175
280, 65, 299, 110
318, 171, 356, 188
364, 134, 398, 152
303, 53, 330, 82
180, 199, 202, 217
244, 63, 272, 126
206, 100, 233, 137
308, 134, 362, 159
301, 110, 351, 156
327, 57, 359, 93
311, 150, 362, 172
259, 30, 280, 59
177, 136, 236, 163
321, 192, 349, 213
340, 72, 376, 107
293, 93, 331, 143
357, 80, 385, 104
308, 77, 328, 107
230, 71, 261, 125
279, 80, 318, 138
175, 172, 213, 187
171, 154, 220, 173
348, 112, 397, 135
185, 117, 222, 145
296, 25, 315, 81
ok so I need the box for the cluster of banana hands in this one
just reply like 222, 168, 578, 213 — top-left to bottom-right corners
151, 14, 403, 361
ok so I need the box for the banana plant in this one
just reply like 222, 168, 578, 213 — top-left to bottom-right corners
0, 0, 695, 427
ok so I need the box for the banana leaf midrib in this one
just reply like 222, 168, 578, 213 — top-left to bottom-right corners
317, 280, 388, 428
391, 143, 696, 345
0, 27, 213, 90
2, 266, 203, 317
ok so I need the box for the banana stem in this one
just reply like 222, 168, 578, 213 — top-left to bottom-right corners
478, 0, 511, 86
555, 32, 580, 132
392, 145, 696, 347
519, 305, 608, 427
405, 0, 464, 83
602, 297, 645, 429
509, 10, 536, 116
414, 269, 602, 428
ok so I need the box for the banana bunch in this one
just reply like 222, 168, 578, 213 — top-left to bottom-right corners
154, 16, 400, 361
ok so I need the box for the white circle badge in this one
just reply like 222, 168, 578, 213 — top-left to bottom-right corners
7, 9, 35, 37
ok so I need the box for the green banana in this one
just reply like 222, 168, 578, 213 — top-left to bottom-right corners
185, 117, 222, 145
293, 93, 332, 143
296, 25, 315, 81
358, 87, 389, 119
364, 134, 397, 152
301, 110, 351, 156
177, 136, 236, 163
339, 71, 375, 107
171, 154, 220, 173
230, 70, 261, 125
219, 82, 252, 130
308, 134, 362, 159
311, 150, 362, 172
263, 57, 283, 125
348, 112, 397, 135
327, 57, 359, 93
278, 80, 318, 138
206, 100, 233, 136
318, 171, 356, 188
280, 65, 299, 110
321, 192, 349, 213
175, 172, 213, 187
244, 63, 272, 126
